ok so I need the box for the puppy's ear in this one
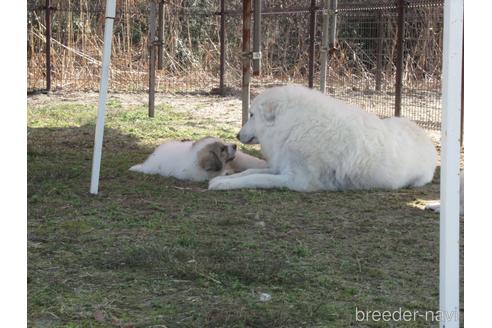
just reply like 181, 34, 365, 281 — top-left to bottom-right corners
262, 101, 278, 124
199, 151, 223, 172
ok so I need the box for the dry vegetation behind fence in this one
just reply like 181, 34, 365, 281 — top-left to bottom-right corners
27, 0, 444, 129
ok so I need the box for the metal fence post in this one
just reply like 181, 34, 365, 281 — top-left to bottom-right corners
320, 0, 337, 93
394, 0, 405, 117
157, 0, 165, 70
252, 0, 262, 76
45, 0, 52, 91
319, 0, 330, 92
328, 0, 338, 52
308, 0, 316, 88
148, 1, 157, 117
460, 30, 464, 146
219, 0, 226, 94
375, 10, 383, 92
242, 0, 252, 125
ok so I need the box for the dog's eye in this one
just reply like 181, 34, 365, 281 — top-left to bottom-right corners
249, 113, 254, 118
221, 146, 226, 152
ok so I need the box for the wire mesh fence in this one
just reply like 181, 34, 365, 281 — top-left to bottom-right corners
323, 0, 443, 128
27, 0, 444, 129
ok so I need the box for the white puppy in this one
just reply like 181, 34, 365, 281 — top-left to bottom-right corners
130, 137, 267, 182
209, 85, 437, 191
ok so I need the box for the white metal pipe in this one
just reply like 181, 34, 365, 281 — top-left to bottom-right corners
439, 0, 463, 327
90, 0, 116, 195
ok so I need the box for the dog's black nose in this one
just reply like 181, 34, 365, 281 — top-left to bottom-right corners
236, 133, 240, 140
232, 144, 237, 150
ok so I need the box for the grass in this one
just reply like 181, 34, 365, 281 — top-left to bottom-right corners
28, 95, 461, 327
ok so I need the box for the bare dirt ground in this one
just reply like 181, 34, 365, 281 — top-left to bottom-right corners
28, 91, 244, 129
27, 90, 443, 145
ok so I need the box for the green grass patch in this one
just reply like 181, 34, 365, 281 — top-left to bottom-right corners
27, 95, 462, 327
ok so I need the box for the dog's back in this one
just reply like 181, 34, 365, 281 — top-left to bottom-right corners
130, 140, 208, 180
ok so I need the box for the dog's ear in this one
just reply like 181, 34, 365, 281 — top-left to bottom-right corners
262, 101, 278, 124
199, 151, 223, 172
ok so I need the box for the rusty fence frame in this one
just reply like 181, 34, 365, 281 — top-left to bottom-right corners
29, 0, 455, 130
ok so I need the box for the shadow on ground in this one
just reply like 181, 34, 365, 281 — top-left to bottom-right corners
27, 122, 462, 328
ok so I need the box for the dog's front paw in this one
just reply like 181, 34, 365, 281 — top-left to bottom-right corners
425, 202, 441, 213
208, 177, 231, 190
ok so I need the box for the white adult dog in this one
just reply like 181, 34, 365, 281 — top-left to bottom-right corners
209, 85, 437, 191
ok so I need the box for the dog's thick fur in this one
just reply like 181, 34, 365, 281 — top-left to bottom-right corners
209, 85, 437, 191
130, 137, 267, 181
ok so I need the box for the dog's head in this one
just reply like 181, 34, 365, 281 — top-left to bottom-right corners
237, 86, 288, 145
195, 137, 237, 174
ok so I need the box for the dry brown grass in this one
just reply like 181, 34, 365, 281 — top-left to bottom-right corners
27, 0, 443, 94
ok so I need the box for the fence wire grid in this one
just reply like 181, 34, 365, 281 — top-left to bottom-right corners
28, 0, 445, 130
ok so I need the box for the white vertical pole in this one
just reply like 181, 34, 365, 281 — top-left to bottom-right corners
90, 0, 117, 195
440, 0, 463, 327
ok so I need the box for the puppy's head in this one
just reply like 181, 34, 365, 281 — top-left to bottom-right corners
196, 138, 237, 174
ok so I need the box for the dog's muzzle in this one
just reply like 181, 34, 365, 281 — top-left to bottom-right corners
242, 136, 259, 144
237, 132, 259, 145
